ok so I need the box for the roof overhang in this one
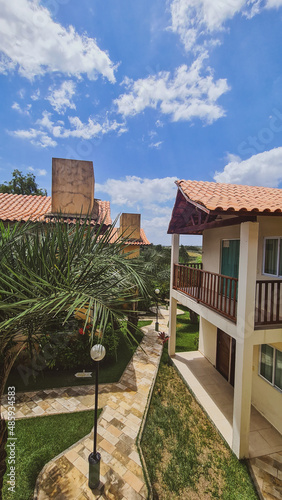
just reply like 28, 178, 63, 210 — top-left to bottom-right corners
167, 188, 257, 235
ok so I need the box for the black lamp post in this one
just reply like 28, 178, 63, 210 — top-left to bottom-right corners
88, 344, 106, 490
155, 288, 160, 332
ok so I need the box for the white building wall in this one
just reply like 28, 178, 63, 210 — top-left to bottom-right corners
199, 317, 217, 366
252, 342, 282, 434
257, 216, 282, 280
202, 223, 240, 274
169, 216, 282, 458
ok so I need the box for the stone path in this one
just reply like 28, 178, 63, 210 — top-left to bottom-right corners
249, 452, 282, 499
2, 309, 169, 499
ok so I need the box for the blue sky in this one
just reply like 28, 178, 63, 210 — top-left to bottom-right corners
1, 0, 282, 245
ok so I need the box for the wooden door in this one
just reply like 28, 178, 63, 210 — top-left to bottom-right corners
216, 329, 230, 381
230, 338, 236, 387
216, 329, 236, 385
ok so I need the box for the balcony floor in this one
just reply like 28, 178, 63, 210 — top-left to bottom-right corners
171, 350, 282, 458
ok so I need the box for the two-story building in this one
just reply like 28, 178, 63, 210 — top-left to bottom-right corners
168, 179, 282, 459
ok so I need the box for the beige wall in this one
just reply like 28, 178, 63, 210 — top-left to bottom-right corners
202, 222, 240, 274
199, 317, 217, 365
202, 215, 282, 280
252, 343, 282, 434
257, 216, 282, 279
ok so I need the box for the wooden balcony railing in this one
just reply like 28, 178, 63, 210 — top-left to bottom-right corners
173, 264, 282, 328
173, 264, 237, 322
255, 280, 282, 327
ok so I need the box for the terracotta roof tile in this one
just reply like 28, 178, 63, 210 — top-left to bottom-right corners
0, 193, 112, 225
177, 180, 282, 213
0, 193, 149, 243
109, 228, 150, 246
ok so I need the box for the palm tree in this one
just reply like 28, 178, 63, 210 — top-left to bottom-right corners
0, 217, 149, 495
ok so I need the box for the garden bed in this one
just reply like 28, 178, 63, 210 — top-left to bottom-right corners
5, 321, 151, 393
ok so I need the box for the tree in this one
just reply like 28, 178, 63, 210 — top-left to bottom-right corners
138, 244, 171, 302
0, 217, 149, 494
0, 169, 47, 196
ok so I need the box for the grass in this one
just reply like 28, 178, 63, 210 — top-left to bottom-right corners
141, 349, 258, 499
2, 410, 101, 500
5, 320, 151, 393
175, 305, 199, 352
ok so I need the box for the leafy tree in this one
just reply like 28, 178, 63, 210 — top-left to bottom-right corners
138, 244, 171, 302
0, 217, 149, 493
179, 244, 189, 264
0, 169, 47, 196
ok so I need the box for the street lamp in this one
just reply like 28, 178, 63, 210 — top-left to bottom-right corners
88, 344, 106, 490
155, 288, 160, 332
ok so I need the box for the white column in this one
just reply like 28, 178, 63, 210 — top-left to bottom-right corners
168, 234, 179, 357
232, 221, 259, 459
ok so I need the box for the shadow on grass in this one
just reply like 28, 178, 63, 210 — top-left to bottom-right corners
141, 348, 258, 500
175, 305, 199, 353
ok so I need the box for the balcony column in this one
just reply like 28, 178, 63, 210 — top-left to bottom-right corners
168, 234, 179, 357
232, 221, 259, 459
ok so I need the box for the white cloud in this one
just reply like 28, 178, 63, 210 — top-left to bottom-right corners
36, 111, 54, 131
214, 147, 282, 187
47, 80, 76, 114
170, 0, 245, 51
53, 116, 126, 140
115, 55, 229, 124
143, 215, 173, 243
0, 0, 116, 82
12, 128, 57, 148
149, 141, 163, 149
31, 89, 40, 101
265, 0, 282, 8
18, 88, 25, 99
28, 166, 47, 176
156, 119, 164, 127
12, 102, 31, 115
99, 177, 178, 245
170, 0, 282, 52
96, 176, 177, 206
11, 110, 126, 145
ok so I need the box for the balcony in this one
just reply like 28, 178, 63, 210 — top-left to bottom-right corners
173, 264, 282, 328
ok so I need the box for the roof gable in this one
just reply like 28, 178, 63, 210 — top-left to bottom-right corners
168, 180, 282, 235
177, 180, 282, 213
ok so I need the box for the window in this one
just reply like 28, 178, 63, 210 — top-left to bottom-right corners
260, 345, 282, 391
263, 238, 282, 276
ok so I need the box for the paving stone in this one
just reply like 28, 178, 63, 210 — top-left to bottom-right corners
3, 314, 167, 500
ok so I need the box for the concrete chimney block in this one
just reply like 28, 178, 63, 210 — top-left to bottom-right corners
120, 213, 141, 240
52, 158, 94, 216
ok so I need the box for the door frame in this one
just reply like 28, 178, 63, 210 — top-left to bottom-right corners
216, 329, 236, 386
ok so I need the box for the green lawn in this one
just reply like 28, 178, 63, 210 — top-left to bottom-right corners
175, 305, 199, 352
2, 410, 100, 500
141, 308, 258, 499
5, 321, 151, 393
141, 349, 258, 499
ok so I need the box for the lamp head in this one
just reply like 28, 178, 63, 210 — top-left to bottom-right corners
90, 344, 106, 362
155, 288, 160, 295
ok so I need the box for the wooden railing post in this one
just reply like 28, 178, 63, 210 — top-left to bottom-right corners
255, 279, 282, 327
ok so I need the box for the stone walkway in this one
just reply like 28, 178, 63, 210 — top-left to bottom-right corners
2, 309, 169, 499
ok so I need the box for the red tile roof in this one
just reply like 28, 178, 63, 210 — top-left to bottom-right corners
0, 193, 150, 245
109, 228, 150, 246
177, 180, 282, 213
0, 193, 112, 225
